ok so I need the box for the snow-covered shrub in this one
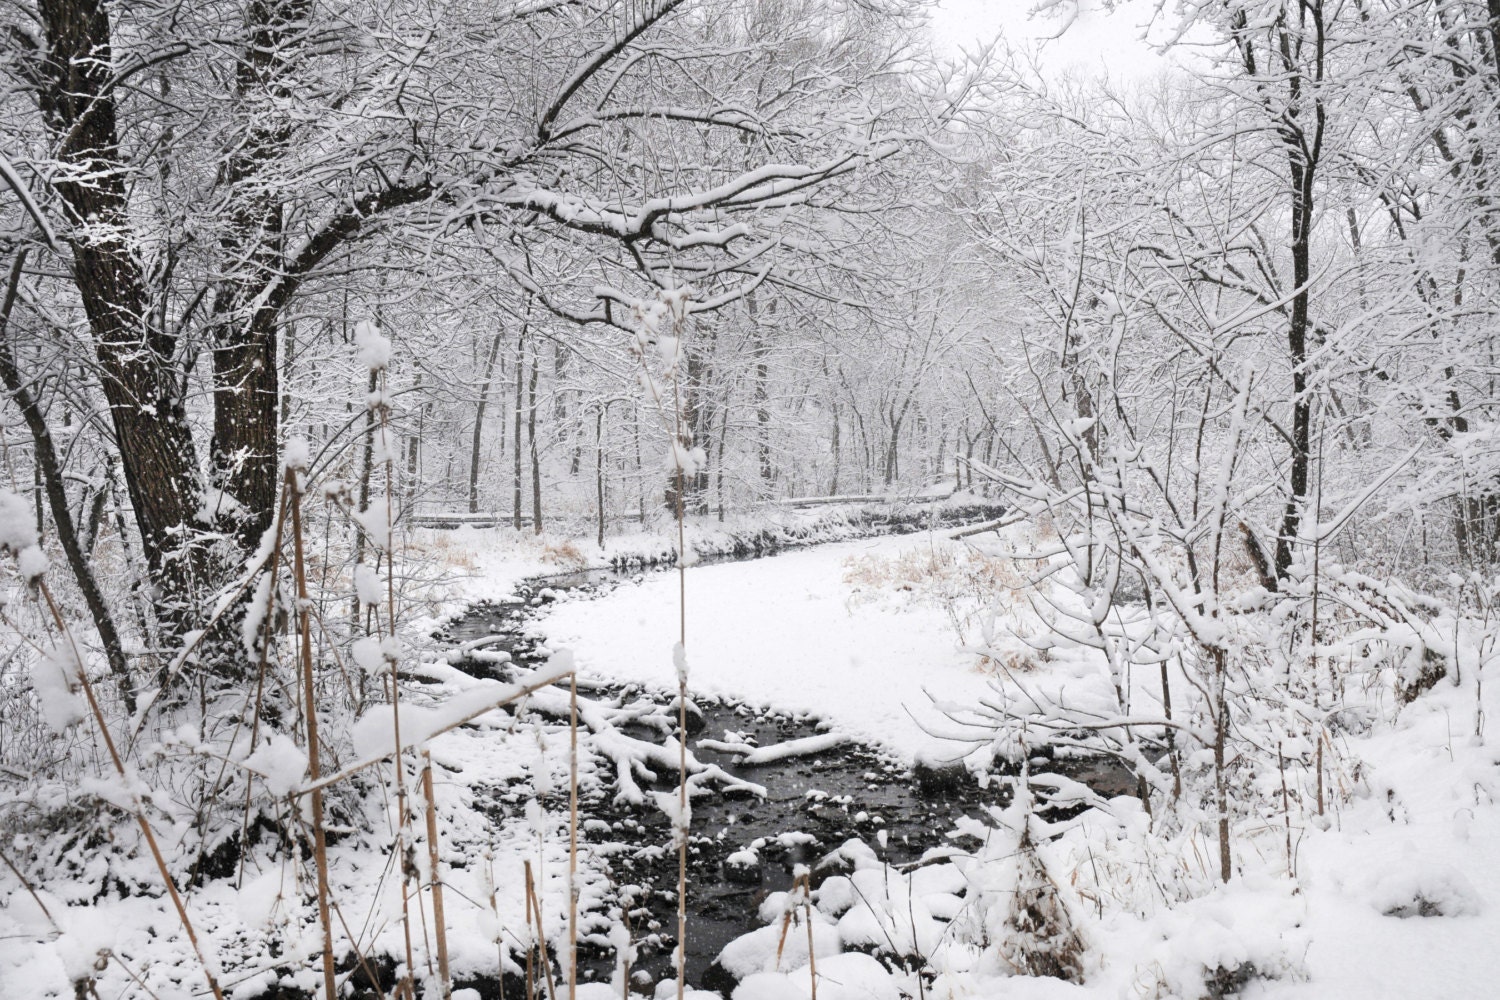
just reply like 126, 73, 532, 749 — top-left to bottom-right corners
1126, 876, 1308, 999
1000, 821, 1086, 981
939, 780, 1088, 984
1352, 857, 1483, 919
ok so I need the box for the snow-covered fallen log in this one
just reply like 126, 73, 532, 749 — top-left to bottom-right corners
698, 731, 849, 765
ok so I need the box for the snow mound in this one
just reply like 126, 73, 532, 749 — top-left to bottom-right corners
733, 954, 900, 1000
30, 646, 84, 731
1365, 862, 1483, 918
717, 919, 841, 979
1131, 877, 1307, 998
836, 868, 941, 957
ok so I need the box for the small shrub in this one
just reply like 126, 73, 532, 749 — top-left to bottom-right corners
1002, 826, 1086, 983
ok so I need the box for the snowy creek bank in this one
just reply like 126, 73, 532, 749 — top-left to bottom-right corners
431, 559, 1137, 996
597, 501, 1009, 572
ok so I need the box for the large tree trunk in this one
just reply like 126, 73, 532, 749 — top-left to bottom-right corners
755, 348, 773, 491
210, 304, 282, 546
746, 294, 774, 495
1232, 10, 1322, 586
883, 407, 902, 486
35, 0, 209, 629
595, 408, 606, 548
829, 403, 841, 495
209, 2, 311, 548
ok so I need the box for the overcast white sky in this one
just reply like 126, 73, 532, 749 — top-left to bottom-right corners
928, 0, 1178, 80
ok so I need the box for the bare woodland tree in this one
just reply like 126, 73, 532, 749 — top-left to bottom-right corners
1, 0, 957, 669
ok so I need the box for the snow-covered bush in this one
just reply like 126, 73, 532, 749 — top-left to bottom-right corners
945, 784, 1087, 982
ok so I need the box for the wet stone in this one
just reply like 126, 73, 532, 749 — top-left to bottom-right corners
912, 751, 970, 796
723, 849, 763, 884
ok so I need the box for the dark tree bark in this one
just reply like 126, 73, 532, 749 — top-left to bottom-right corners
1232, 6, 1325, 586
528, 340, 542, 534
673, 346, 711, 514
716, 402, 729, 520
350, 368, 377, 625
883, 402, 905, 487
32, 0, 209, 627
205, 3, 308, 549
633, 406, 646, 525
470, 329, 505, 513
1274, 87, 1319, 585
595, 408, 606, 548
26, 0, 433, 643
79, 476, 108, 556
829, 403, 841, 495
755, 345, 774, 490
1490, 0, 1500, 91
513, 325, 526, 531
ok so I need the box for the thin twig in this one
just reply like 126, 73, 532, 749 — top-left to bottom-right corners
0, 842, 58, 931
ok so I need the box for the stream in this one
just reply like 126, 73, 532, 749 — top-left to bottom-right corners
431, 547, 1139, 995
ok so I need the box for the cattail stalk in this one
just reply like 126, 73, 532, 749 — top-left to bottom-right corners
371, 365, 419, 999
569, 672, 580, 1000
0, 843, 57, 930
671, 317, 689, 1000
526, 860, 559, 1000
524, 866, 536, 1000
289, 468, 339, 1000
421, 752, 452, 996
486, 852, 507, 1000
803, 871, 817, 1000
237, 486, 289, 888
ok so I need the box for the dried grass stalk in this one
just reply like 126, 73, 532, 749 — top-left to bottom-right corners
421, 752, 452, 996
37, 583, 226, 1000
289, 469, 339, 1000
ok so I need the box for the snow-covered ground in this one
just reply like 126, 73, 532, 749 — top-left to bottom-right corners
1259, 681, 1500, 1000
540, 533, 992, 759
535, 529, 1500, 1000
5, 522, 1500, 999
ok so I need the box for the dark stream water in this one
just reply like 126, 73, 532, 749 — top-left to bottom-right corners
431, 557, 1138, 995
